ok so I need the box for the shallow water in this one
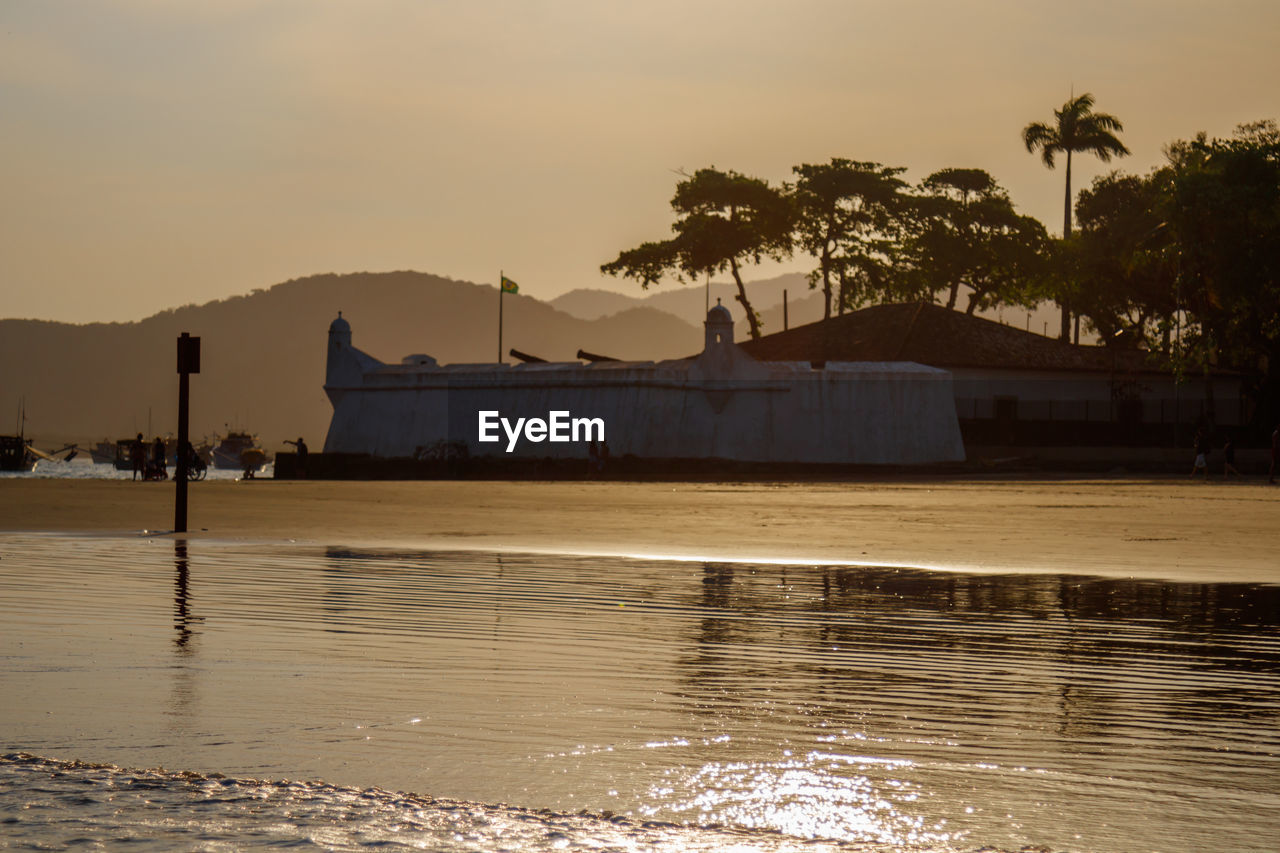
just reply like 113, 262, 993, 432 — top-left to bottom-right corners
0, 459, 258, 480
1, 534, 1278, 851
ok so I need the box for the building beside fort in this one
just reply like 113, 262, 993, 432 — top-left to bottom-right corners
741, 302, 1247, 447
322, 305, 967, 466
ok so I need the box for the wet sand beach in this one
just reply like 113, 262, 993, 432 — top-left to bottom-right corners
1, 476, 1277, 583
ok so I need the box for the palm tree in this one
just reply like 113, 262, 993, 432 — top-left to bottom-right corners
1023, 92, 1129, 340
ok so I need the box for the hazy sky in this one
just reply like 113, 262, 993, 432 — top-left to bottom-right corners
2, 0, 1277, 323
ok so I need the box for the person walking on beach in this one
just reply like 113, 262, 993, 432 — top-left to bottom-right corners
1223, 435, 1240, 478
130, 433, 145, 481
1190, 428, 1210, 478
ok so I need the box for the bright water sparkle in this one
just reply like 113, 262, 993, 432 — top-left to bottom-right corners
0, 459, 255, 480
1, 533, 1278, 852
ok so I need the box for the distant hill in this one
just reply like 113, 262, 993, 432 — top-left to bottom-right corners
546, 289, 643, 321
0, 272, 701, 451
550, 272, 822, 328
554, 271, 1087, 345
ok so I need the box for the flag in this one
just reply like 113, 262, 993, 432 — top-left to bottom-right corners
501, 276, 519, 294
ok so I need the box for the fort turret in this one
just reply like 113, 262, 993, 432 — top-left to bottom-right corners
704, 300, 734, 350
325, 312, 384, 401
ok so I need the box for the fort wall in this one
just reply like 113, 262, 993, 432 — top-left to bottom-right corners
322, 308, 966, 466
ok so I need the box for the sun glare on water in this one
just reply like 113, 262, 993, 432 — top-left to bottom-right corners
644, 747, 956, 848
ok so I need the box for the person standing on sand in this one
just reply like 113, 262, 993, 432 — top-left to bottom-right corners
284, 437, 308, 478
1190, 428, 1210, 478
130, 433, 145, 481
152, 436, 167, 480
1223, 435, 1240, 478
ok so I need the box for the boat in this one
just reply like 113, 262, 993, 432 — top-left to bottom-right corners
2, 402, 35, 471
90, 438, 140, 469
2, 402, 76, 470
0, 435, 78, 471
91, 436, 155, 470
88, 440, 118, 465
211, 430, 269, 471
0, 434, 35, 472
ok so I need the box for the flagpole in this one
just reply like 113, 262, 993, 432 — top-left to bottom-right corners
498, 269, 504, 364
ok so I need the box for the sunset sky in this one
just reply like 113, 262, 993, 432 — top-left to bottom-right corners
2, 0, 1277, 324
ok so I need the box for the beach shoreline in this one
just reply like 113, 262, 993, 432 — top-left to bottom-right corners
2, 476, 1276, 584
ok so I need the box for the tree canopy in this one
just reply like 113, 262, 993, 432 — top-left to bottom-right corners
791, 158, 908, 319
1166, 121, 1280, 422
601, 168, 792, 339
1068, 170, 1175, 346
1061, 120, 1280, 426
899, 169, 1050, 315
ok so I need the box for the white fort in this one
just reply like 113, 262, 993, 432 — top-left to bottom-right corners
322, 305, 966, 464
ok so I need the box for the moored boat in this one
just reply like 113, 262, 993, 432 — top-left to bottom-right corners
88, 440, 118, 466
0, 434, 35, 472
2, 400, 76, 471
0, 435, 77, 471
211, 430, 269, 470
90, 438, 140, 470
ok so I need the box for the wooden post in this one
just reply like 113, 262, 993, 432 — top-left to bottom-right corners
175, 333, 200, 533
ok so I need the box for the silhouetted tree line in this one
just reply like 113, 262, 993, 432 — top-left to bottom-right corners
1069, 120, 1280, 427
601, 98, 1280, 429
600, 160, 1050, 333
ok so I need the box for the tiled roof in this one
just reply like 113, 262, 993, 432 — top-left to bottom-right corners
738, 301, 1170, 374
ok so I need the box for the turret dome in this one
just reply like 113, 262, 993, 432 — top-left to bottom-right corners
703, 299, 735, 350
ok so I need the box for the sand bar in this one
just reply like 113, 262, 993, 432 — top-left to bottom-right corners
1, 477, 1277, 584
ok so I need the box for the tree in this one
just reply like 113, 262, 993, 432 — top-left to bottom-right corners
1054, 121, 1280, 429
791, 158, 908, 319
601, 168, 792, 339
899, 168, 1050, 315
1023, 92, 1130, 339
1069, 170, 1177, 347
1164, 120, 1280, 426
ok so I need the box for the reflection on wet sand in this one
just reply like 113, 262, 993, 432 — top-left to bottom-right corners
167, 539, 200, 726
681, 561, 1280, 728
173, 539, 197, 650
